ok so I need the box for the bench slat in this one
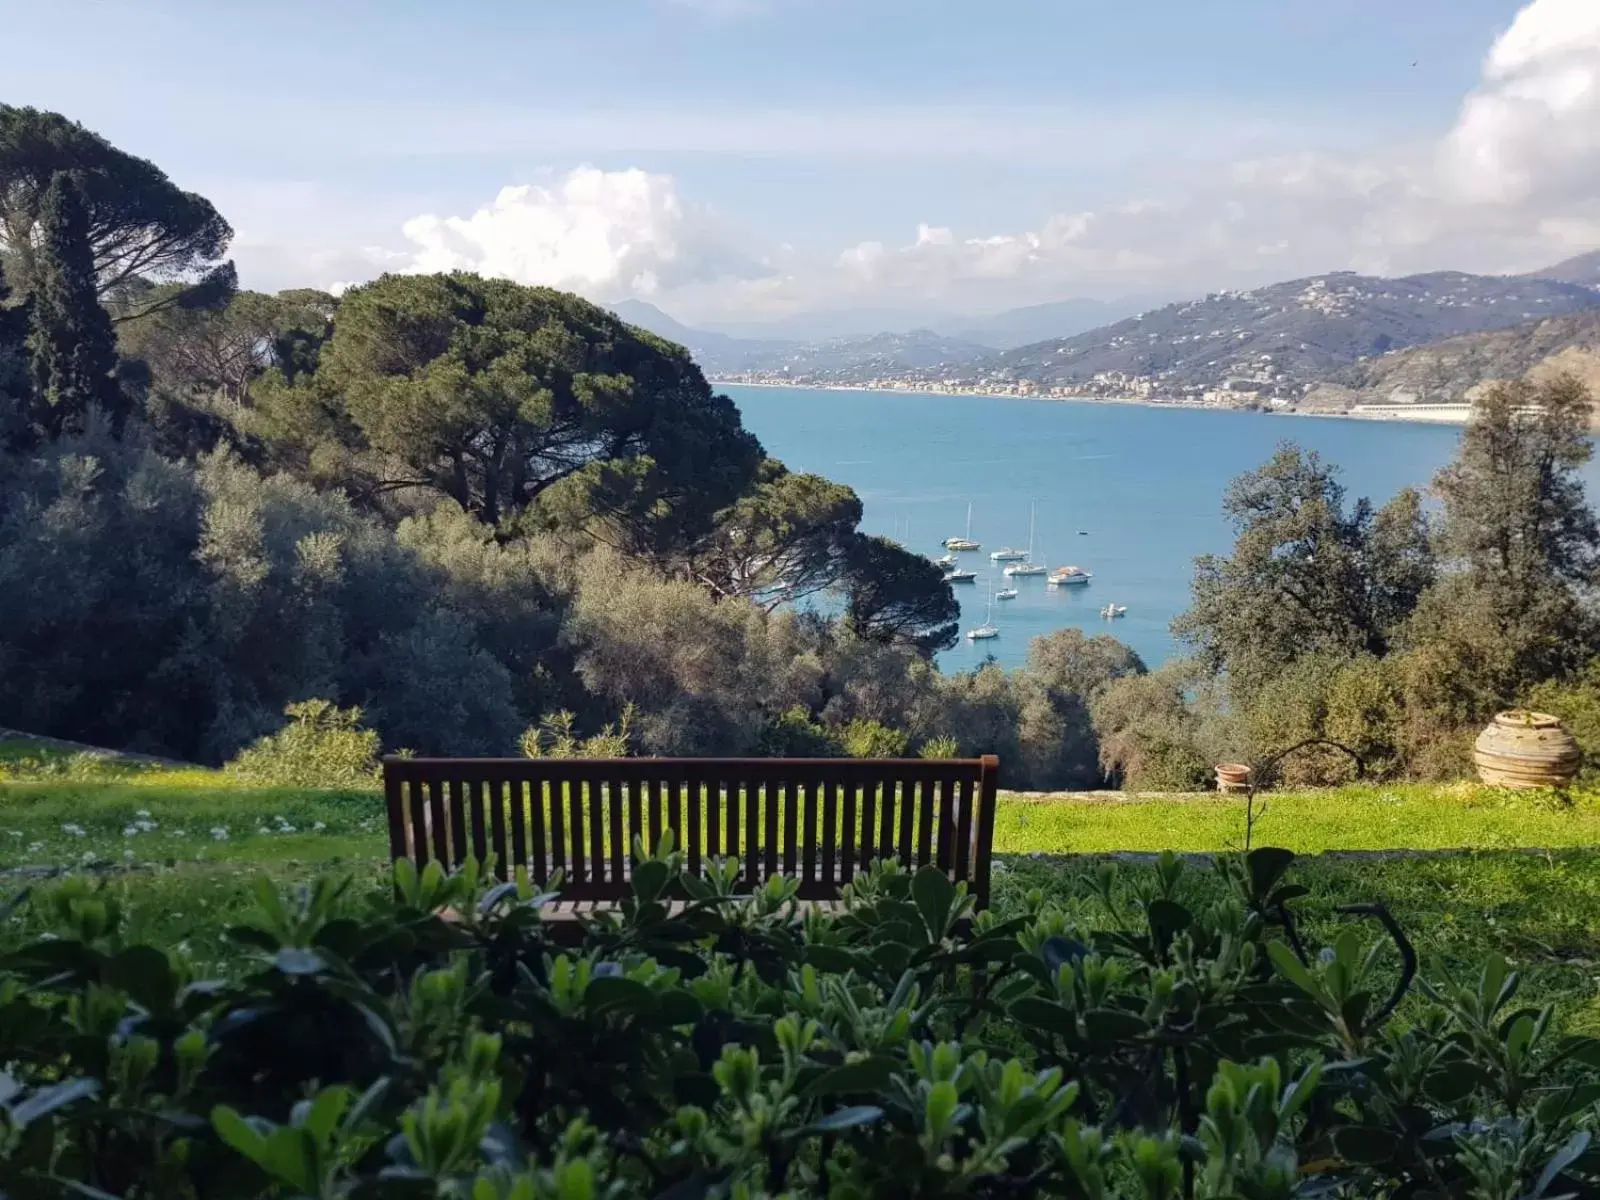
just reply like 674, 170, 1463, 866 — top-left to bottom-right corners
954, 775, 975, 883
382, 756, 999, 910
780, 777, 797, 878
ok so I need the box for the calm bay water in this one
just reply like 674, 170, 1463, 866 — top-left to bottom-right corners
724, 385, 1600, 674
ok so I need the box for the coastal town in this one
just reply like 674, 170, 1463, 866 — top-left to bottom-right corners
709, 367, 1484, 422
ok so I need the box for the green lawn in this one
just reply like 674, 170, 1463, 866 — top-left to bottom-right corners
994, 781, 1600, 854
3, 747, 1597, 870
5, 739, 1600, 1028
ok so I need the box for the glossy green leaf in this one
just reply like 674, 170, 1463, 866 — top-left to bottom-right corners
912, 867, 956, 938
797, 1105, 885, 1136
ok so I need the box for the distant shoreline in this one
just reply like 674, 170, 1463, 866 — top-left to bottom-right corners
709, 380, 1474, 427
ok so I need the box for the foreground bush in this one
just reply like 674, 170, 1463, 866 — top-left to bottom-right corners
1, 848, 1598, 1197
225, 700, 381, 788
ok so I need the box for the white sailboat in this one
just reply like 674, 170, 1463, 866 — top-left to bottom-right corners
1100, 603, 1127, 618
995, 586, 1019, 600
966, 593, 999, 640
943, 502, 980, 552
934, 552, 957, 568
1004, 503, 1047, 576
992, 502, 1035, 561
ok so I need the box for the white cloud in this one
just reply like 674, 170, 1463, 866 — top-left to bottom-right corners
299, 0, 1600, 323
794, 0, 1600, 316
1438, 0, 1600, 206
397, 167, 769, 300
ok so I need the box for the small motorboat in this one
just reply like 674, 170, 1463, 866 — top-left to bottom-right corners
989, 547, 1028, 561
1078, 530, 1090, 536
1048, 565, 1092, 587
1004, 561, 1047, 577
947, 569, 977, 583
935, 553, 957, 568
1100, 604, 1127, 619
995, 587, 1019, 600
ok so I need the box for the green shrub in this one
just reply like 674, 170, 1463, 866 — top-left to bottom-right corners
837, 717, 910, 758
520, 703, 637, 759
756, 705, 841, 757
1091, 665, 1216, 790
224, 699, 380, 787
918, 734, 960, 758
1526, 662, 1600, 783
2, 847, 1598, 1197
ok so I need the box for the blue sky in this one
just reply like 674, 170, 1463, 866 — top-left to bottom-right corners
5, 0, 1598, 327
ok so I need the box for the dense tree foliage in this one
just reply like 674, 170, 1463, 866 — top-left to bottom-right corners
0, 104, 232, 304
23, 172, 127, 438
1106, 373, 1600, 789
256, 273, 764, 547
8, 104, 1600, 796
844, 534, 962, 653
0, 258, 27, 446
1174, 445, 1433, 696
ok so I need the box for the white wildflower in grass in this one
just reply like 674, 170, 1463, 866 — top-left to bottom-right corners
135, 810, 151, 819
61, 823, 85, 837
26, 842, 42, 854
123, 825, 139, 838
122, 849, 134, 862
7, 830, 20, 838
79, 850, 96, 866
312, 821, 327, 832
210, 827, 229, 842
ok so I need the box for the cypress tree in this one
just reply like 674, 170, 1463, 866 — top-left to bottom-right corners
25, 171, 126, 437
0, 258, 31, 448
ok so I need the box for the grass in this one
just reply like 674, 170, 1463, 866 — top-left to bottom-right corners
2, 745, 1597, 871
994, 781, 1600, 855
4, 739, 1600, 1026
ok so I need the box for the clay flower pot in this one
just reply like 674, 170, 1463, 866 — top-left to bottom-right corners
1473, 710, 1581, 790
1215, 763, 1252, 793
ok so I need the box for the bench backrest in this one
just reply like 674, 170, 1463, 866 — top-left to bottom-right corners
383, 756, 1001, 907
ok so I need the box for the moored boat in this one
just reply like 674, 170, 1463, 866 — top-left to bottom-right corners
943, 502, 980, 551
966, 593, 999, 640
1048, 565, 1092, 586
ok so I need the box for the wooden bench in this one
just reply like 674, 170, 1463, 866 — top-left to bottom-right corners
383, 756, 1001, 927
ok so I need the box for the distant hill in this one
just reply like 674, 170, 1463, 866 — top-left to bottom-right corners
608, 300, 990, 378
614, 296, 1145, 358
1302, 308, 1600, 410
943, 298, 1144, 350
980, 270, 1600, 396
717, 329, 992, 379
1526, 250, 1600, 287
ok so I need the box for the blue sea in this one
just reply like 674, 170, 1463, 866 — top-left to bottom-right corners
723, 385, 1600, 674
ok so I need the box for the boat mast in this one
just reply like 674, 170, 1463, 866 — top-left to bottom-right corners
965, 501, 972, 541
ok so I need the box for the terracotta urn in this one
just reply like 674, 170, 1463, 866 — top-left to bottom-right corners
1473, 710, 1581, 789
1215, 762, 1252, 792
